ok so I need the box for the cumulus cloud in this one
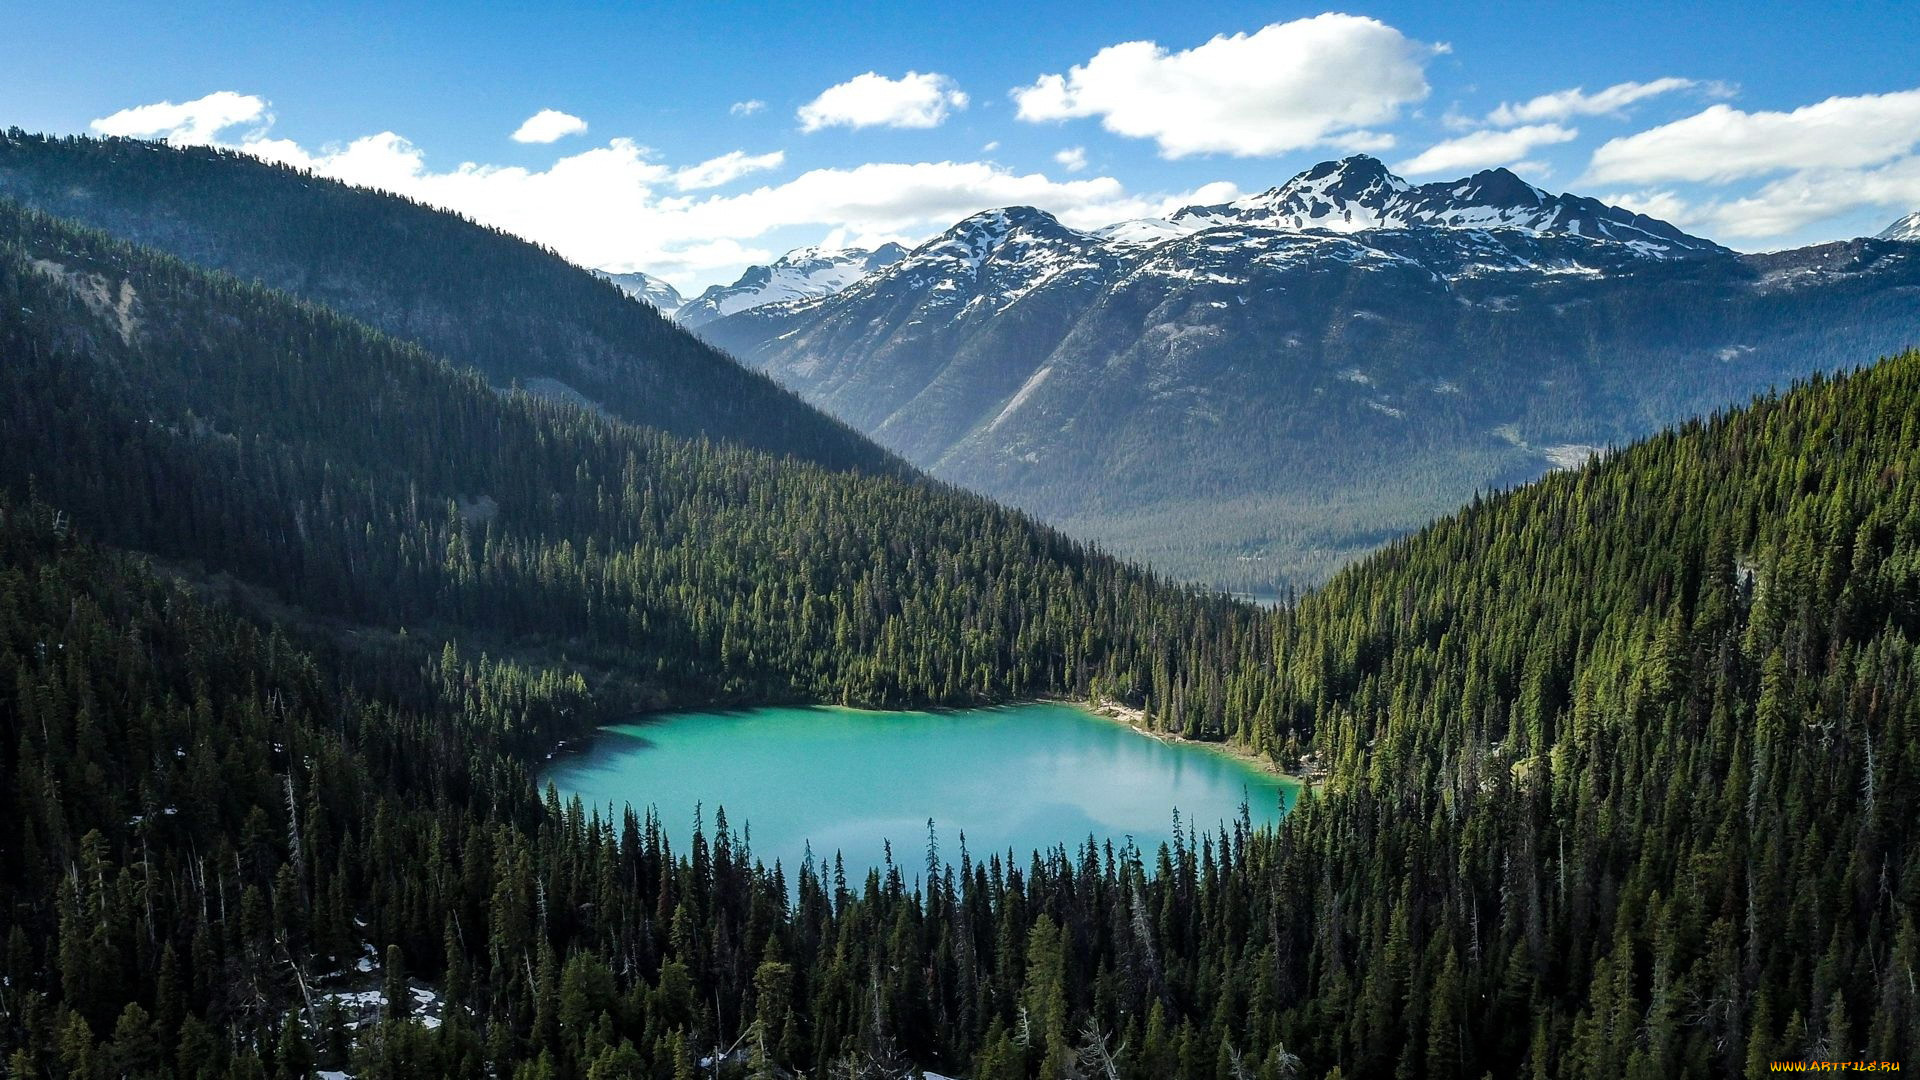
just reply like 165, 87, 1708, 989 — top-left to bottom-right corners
1165, 180, 1244, 210
729, 99, 766, 117
1632, 157, 1920, 242
1010, 14, 1439, 159
672, 149, 785, 191
1487, 78, 1710, 127
1054, 146, 1088, 172
1600, 152, 1920, 243
1395, 123, 1578, 176
1601, 189, 1695, 225
510, 109, 588, 144
90, 90, 271, 143
797, 72, 968, 131
1699, 156, 1920, 238
684, 160, 1156, 236
1584, 88, 1920, 185
89, 92, 1188, 288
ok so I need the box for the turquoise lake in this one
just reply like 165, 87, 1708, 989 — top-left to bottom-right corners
543, 702, 1298, 883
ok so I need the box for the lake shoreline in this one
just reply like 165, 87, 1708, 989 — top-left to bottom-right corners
1047, 696, 1306, 788
545, 696, 1313, 791
541, 702, 1296, 882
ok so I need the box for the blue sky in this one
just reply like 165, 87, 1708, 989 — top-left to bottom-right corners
10, 1, 1920, 290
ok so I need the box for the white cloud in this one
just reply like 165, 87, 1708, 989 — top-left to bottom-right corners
729, 100, 766, 117
1601, 188, 1695, 224
797, 72, 969, 131
1010, 14, 1439, 159
1487, 78, 1708, 126
1600, 153, 1920, 243
1585, 89, 1920, 185
1395, 123, 1577, 176
90, 91, 271, 143
1054, 146, 1088, 172
982, 141, 1000, 153
683, 160, 1157, 236
1161, 180, 1243, 211
89, 92, 1185, 289
672, 150, 785, 191
511, 109, 588, 144
1697, 157, 1920, 240
1325, 130, 1400, 154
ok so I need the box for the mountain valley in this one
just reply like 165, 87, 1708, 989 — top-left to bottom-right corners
698, 157, 1920, 590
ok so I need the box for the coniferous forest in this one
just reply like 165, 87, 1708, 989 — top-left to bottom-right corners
1, 149, 1917, 1079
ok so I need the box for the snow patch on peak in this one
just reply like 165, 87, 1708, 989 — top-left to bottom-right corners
1880, 211, 1920, 242
1150, 156, 1719, 258
677, 243, 908, 328
595, 270, 684, 316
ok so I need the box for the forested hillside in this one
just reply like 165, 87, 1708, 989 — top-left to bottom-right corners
1, 193, 1915, 1078
0, 131, 899, 475
0, 200, 1268, 730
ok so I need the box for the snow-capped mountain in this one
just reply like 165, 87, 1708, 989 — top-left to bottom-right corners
675, 243, 908, 328
595, 270, 684, 316
696, 155, 1920, 592
1881, 211, 1920, 242
1132, 155, 1721, 257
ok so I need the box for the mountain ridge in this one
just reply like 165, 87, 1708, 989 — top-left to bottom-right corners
1882, 210, 1920, 241
674, 241, 909, 328
595, 268, 684, 315
700, 156, 1920, 591
1141, 154, 1723, 256
0, 130, 906, 477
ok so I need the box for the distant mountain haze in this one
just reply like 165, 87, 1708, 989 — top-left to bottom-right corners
699, 155, 1920, 591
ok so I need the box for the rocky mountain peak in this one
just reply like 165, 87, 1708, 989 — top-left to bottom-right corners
674, 242, 910, 328
1880, 211, 1920, 242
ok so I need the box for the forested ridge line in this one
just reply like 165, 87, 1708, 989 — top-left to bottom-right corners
0, 130, 905, 477
0, 192, 1915, 1077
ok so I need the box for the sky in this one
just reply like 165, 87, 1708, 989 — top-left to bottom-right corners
9, 1, 1920, 292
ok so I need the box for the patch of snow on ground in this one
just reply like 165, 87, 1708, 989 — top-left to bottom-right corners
1543, 444, 1607, 470
987, 366, 1053, 432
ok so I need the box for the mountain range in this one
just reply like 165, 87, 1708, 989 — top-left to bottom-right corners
695, 156, 1920, 590
673, 242, 908, 329
597, 268, 685, 316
